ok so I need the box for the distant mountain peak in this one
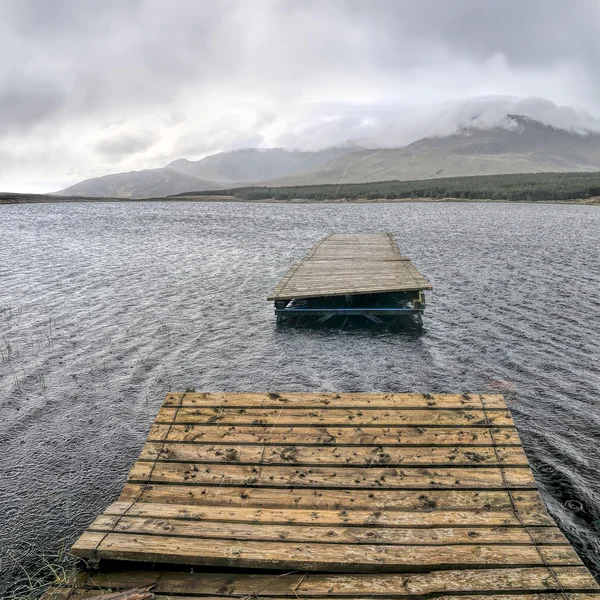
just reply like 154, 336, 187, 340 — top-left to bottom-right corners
165, 146, 353, 185
455, 113, 596, 137
55, 147, 354, 198
264, 118, 600, 187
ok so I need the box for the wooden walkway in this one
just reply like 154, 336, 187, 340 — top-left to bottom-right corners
44, 392, 599, 599
268, 234, 432, 302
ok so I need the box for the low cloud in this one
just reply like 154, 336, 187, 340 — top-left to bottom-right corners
95, 130, 159, 158
272, 97, 600, 151
0, 77, 65, 134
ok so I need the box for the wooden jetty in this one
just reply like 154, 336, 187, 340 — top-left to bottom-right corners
268, 234, 432, 325
44, 392, 599, 600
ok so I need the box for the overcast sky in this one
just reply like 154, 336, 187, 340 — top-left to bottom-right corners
2, 0, 600, 193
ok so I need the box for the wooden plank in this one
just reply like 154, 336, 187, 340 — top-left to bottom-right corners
71, 567, 600, 595
273, 282, 432, 299
71, 531, 581, 570
148, 424, 523, 446
127, 461, 537, 489
268, 233, 432, 300
162, 392, 508, 409
110, 498, 555, 527
105, 497, 554, 527
39, 591, 74, 600
116, 486, 549, 515
43, 593, 600, 600
154, 406, 514, 427
276, 265, 430, 277
87, 514, 569, 545
138, 442, 530, 466
288, 267, 423, 276
285, 270, 427, 279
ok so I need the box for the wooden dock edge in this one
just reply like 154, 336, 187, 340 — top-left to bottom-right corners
267, 234, 432, 304
40, 392, 598, 599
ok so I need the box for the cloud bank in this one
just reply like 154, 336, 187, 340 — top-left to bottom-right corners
1, 0, 600, 192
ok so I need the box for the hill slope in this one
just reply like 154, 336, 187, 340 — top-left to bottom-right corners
265, 116, 600, 186
56, 148, 352, 198
167, 147, 351, 183
56, 168, 224, 198
56, 116, 600, 197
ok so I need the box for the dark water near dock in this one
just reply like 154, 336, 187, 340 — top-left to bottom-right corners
1, 201, 599, 591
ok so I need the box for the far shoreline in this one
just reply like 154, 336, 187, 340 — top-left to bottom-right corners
1, 192, 600, 207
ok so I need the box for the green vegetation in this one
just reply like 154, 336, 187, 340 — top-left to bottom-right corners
171, 171, 600, 202
2, 544, 78, 600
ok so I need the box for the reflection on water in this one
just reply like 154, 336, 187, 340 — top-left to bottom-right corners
276, 312, 424, 334
1, 200, 600, 591
275, 291, 425, 332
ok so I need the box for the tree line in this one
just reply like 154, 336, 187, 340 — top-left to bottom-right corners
171, 171, 600, 202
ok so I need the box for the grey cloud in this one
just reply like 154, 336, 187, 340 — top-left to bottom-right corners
0, 77, 65, 133
2, 0, 600, 129
171, 110, 275, 158
2, 0, 600, 191
341, 0, 600, 69
0, 1, 243, 124
434, 97, 600, 134
275, 97, 600, 151
174, 130, 266, 158
94, 131, 159, 158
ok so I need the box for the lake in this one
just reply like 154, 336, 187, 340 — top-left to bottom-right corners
1, 200, 599, 592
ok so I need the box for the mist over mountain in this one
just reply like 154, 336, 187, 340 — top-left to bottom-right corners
167, 148, 352, 184
266, 115, 600, 187
55, 114, 600, 198
56, 148, 353, 198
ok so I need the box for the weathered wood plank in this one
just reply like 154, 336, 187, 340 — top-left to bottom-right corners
148, 424, 522, 446
71, 531, 581, 570
138, 442, 529, 466
71, 567, 600, 595
44, 593, 600, 600
127, 461, 537, 489
162, 392, 507, 409
155, 407, 514, 427
109, 498, 555, 527
39, 590, 74, 600
116, 486, 550, 516
88, 514, 568, 545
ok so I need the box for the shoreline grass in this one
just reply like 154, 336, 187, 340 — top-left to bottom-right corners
1, 544, 79, 600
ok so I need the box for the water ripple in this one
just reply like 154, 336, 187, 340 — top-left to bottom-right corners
1, 200, 599, 590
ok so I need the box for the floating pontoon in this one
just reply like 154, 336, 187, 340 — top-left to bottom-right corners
268, 233, 432, 326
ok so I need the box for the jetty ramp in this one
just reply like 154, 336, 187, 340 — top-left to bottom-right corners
43, 392, 598, 599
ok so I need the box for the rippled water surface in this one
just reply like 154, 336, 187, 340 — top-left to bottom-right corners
1, 201, 599, 591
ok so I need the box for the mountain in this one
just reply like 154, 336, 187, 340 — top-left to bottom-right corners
56, 117, 600, 197
56, 148, 352, 198
167, 147, 351, 184
265, 116, 600, 186
55, 168, 224, 198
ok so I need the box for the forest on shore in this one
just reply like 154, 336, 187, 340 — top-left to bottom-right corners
172, 171, 600, 202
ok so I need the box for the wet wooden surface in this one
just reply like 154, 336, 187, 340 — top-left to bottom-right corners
44, 567, 600, 600
44, 392, 598, 598
267, 233, 432, 300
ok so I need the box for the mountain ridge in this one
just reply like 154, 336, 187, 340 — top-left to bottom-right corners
55, 115, 600, 198
56, 148, 353, 198
263, 115, 600, 187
